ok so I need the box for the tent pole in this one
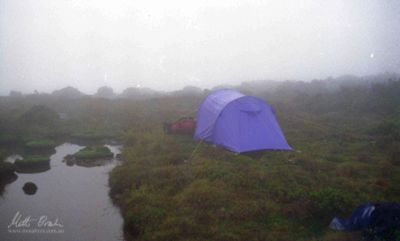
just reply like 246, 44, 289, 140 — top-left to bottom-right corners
187, 139, 203, 163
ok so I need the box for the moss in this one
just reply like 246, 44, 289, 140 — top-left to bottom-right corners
74, 146, 113, 160
15, 155, 50, 165
61, 146, 114, 167
71, 129, 119, 141
14, 155, 50, 173
25, 139, 56, 149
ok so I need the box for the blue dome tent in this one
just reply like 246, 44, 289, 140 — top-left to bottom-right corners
194, 89, 292, 153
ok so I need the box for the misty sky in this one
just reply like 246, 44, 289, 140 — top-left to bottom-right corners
1, 0, 400, 94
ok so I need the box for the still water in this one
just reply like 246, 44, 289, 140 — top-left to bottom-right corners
0, 143, 124, 241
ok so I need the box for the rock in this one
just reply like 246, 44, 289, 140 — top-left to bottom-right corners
64, 154, 76, 166
66, 159, 75, 166
23, 182, 38, 195
64, 154, 74, 161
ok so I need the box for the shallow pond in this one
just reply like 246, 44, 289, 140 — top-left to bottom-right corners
0, 143, 124, 241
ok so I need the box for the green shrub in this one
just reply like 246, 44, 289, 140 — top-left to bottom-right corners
310, 187, 358, 221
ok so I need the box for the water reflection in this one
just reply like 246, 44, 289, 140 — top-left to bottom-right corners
0, 143, 124, 241
15, 163, 51, 174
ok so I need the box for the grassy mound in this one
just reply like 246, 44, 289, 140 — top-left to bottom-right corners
15, 155, 50, 173
71, 129, 119, 141
64, 146, 114, 167
0, 161, 15, 177
18, 155, 49, 163
74, 146, 113, 160
0, 151, 17, 194
0, 162, 17, 194
15, 155, 50, 165
25, 139, 56, 149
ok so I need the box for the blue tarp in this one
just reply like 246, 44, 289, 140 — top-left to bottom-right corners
329, 203, 376, 231
329, 202, 400, 241
194, 89, 292, 153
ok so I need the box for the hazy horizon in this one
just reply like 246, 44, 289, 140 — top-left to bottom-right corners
1, 0, 400, 95
2, 71, 400, 96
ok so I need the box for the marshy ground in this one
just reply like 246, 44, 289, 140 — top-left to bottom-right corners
1, 77, 400, 240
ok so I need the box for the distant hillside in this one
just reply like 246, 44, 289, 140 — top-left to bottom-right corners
52, 86, 86, 99
95, 86, 115, 99
119, 87, 162, 100
4, 73, 400, 102
170, 86, 203, 96
237, 72, 400, 97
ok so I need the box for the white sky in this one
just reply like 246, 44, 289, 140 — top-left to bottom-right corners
1, 0, 400, 94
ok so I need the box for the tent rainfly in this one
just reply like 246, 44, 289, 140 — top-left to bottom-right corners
194, 89, 292, 153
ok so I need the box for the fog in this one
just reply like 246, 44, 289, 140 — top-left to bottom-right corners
1, 0, 400, 94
